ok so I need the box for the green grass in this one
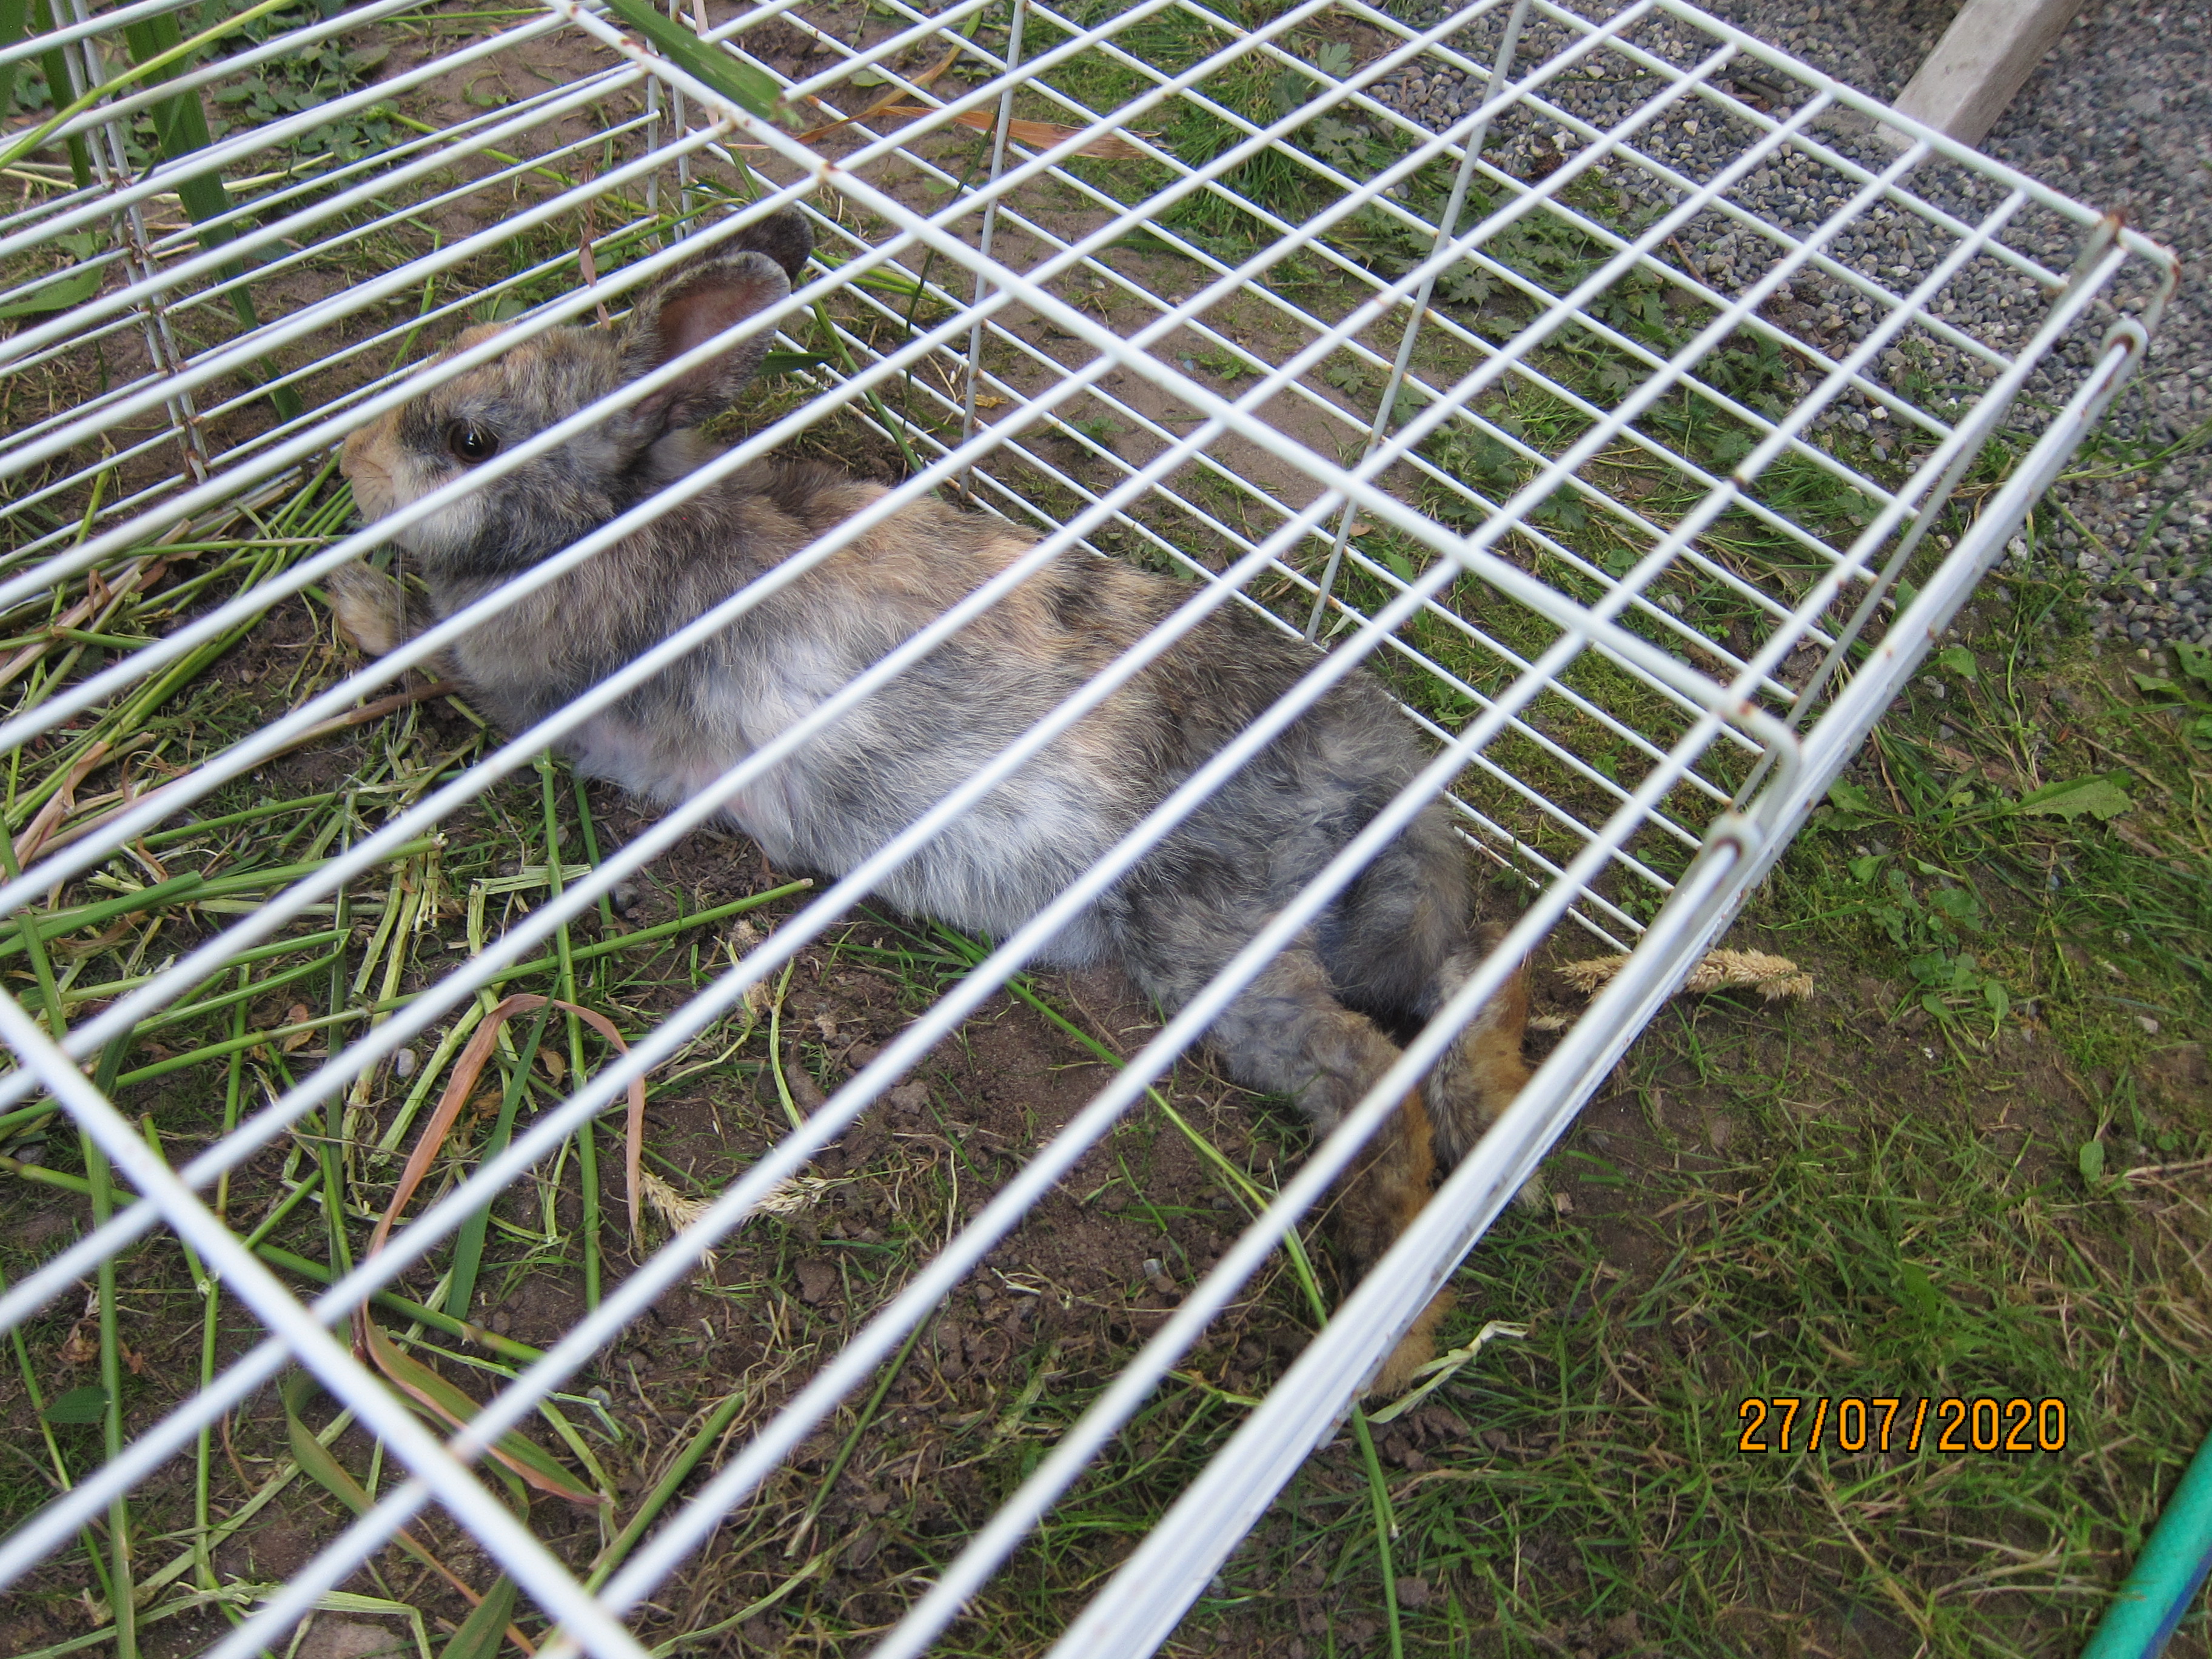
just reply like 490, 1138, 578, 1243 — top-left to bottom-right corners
1143, 566, 2210, 1658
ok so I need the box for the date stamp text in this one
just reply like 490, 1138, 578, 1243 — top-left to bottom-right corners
1735, 1396, 2068, 1454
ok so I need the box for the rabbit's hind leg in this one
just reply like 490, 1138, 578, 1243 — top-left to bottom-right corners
1317, 803, 1477, 1027
1424, 923, 1536, 1178
1319, 814, 1536, 1188
1113, 913, 1449, 1395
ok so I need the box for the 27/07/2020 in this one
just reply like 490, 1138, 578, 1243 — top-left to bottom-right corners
1736, 1397, 2069, 1454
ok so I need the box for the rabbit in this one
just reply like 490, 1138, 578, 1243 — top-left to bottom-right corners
330, 207, 1535, 1394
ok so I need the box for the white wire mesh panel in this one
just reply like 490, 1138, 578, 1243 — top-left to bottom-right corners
0, 0, 2176, 1652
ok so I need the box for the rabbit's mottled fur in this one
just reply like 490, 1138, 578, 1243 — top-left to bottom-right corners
335, 209, 1532, 1392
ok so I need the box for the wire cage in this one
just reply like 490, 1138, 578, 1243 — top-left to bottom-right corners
0, 0, 2177, 1651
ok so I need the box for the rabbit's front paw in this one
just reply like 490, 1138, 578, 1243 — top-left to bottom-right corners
324, 564, 411, 657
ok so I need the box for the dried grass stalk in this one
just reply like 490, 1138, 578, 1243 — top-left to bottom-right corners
791, 41, 961, 142
877, 106, 1151, 158
638, 1168, 717, 1269
757, 1174, 836, 1217
1558, 948, 1812, 1002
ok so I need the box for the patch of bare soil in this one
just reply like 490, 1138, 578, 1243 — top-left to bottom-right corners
0, 595, 1342, 1651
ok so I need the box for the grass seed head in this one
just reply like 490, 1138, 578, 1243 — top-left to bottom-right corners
1558, 947, 1813, 1002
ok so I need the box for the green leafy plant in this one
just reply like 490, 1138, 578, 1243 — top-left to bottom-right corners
1269, 64, 1310, 115
1532, 484, 1588, 534
1196, 348, 1248, 383
201, 27, 397, 161
1436, 260, 1494, 307
1700, 330, 1790, 417
1418, 424, 1519, 525
2014, 775, 2135, 821
2131, 640, 2212, 745
41, 1384, 109, 1425
1302, 113, 1376, 175
1591, 267, 1671, 343
1822, 820, 2013, 1037
1322, 357, 1370, 395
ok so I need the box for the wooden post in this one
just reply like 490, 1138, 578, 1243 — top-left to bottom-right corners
1880, 0, 2086, 150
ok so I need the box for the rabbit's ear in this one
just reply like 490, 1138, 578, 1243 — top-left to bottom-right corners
620, 250, 791, 432
726, 204, 814, 282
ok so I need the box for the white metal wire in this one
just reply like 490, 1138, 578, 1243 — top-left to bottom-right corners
0, 0, 2174, 1652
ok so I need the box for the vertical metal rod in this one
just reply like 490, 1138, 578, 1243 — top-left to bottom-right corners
1304, 0, 1534, 638
960, 0, 1027, 501
643, 27, 665, 237
65, 0, 215, 486
674, 0, 702, 223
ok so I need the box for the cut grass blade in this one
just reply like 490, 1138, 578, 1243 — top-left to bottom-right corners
145, 1111, 235, 1613
281, 1373, 538, 1655
10, 731, 146, 869
443, 1002, 554, 1321
356, 1318, 603, 1507
89, 1034, 137, 1659
1364, 1319, 1527, 1426
0, 832, 135, 1639
789, 41, 962, 143
478, 879, 810, 993
782, 1314, 930, 1558
584, 1387, 749, 1591
538, 754, 598, 1307
357, 992, 648, 1504
643, 1549, 831, 1658
1346, 1405, 1404, 1659
256, 1243, 545, 1364
567, 768, 611, 1309
0, 840, 443, 965
19, 681, 460, 865
438, 1572, 520, 1659
597, 0, 783, 122
876, 104, 1150, 158
0, 1262, 119, 1633
765, 956, 802, 1133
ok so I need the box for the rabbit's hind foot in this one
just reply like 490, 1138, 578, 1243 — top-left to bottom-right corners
1370, 1286, 1453, 1398
1333, 1086, 1455, 1398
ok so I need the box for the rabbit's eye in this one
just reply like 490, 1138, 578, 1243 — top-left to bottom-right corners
447, 422, 500, 464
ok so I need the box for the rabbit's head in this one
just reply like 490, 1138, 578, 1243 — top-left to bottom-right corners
341, 207, 813, 577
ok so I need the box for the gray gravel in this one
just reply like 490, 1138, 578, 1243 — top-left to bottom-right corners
1366, 0, 2210, 649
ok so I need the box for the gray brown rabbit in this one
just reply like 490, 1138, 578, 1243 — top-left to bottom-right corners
330, 207, 1533, 1393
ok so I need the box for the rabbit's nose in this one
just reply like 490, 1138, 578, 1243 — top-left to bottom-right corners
339, 427, 394, 500
340, 447, 395, 522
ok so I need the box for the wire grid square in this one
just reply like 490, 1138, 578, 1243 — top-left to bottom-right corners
0, 0, 2174, 1652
